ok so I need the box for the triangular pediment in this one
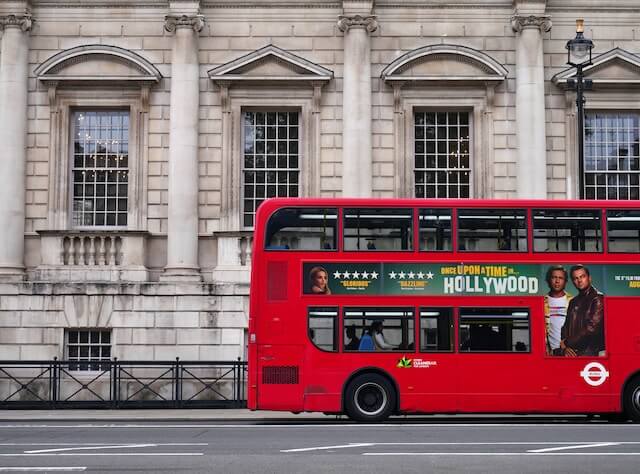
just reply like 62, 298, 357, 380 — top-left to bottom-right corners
552, 48, 640, 87
35, 45, 162, 85
208, 44, 333, 84
381, 44, 507, 84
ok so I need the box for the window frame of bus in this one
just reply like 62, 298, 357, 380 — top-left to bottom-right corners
419, 307, 454, 352
456, 208, 528, 253
419, 208, 453, 252
308, 307, 339, 352
458, 307, 531, 353
342, 208, 414, 252
264, 207, 338, 251
343, 307, 415, 352
532, 208, 603, 253
606, 209, 640, 253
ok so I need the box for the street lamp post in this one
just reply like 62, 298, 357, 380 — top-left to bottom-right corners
565, 19, 594, 199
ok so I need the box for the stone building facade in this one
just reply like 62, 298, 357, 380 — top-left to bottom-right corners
0, 0, 639, 378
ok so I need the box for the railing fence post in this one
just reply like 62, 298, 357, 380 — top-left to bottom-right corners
51, 357, 58, 409
175, 357, 181, 408
112, 357, 119, 408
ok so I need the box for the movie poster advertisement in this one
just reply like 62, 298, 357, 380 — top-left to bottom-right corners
302, 262, 640, 357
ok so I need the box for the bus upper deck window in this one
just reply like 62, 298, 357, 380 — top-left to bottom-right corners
533, 209, 602, 252
607, 210, 640, 253
343, 208, 413, 252
265, 208, 337, 251
457, 208, 527, 252
419, 209, 452, 251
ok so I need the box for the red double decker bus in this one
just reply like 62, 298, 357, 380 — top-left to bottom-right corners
248, 198, 640, 421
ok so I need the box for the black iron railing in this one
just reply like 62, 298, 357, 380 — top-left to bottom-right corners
0, 358, 247, 409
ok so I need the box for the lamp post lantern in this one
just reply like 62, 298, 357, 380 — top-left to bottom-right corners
565, 19, 594, 199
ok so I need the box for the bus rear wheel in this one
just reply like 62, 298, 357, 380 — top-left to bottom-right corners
344, 373, 396, 422
624, 376, 640, 422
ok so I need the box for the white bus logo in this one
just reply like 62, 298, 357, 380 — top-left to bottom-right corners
580, 362, 609, 387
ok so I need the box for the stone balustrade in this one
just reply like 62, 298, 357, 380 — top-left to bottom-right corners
212, 231, 253, 283
34, 230, 149, 282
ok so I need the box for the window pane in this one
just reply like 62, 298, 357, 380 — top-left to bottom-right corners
420, 308, 453, 352
242, 110, 300, 228
533, 209, 602, 252
584, 112, 640, 200
457, 209, 527, 252
344, 307, 414, 352
308, 308, 338, 352
265, 208, 337, 251
414, 111, 471, 199
343, 208, 413, 251
419, 208, 452, 251
71, 110, 129, 228
459, 308, 530, 352
65, 329, 112, 371
607, 210, 640, 252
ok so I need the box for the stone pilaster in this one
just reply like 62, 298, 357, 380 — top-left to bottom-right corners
0, 12, 32, 281
338, 11, 377, 197
511, 13, 552, 199
161, 12, 204, 281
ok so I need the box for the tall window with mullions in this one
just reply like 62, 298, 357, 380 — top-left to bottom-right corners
242, 111, 300, 228
584, 112, 640, 200
71, 110, 129, 227
414, 111, 471, 199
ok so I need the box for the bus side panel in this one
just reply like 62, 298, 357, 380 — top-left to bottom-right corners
256, 344, 305, 411
605, 298, 640, 412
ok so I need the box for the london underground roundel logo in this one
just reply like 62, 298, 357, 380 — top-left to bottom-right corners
580, 362, 609, 387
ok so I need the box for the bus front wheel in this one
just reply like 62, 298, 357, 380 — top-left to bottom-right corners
624, 376, 640, 422
344, 373, 396, 422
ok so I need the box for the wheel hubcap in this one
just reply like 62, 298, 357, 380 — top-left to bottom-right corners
633, 387, 640, 411
354, 382, 387, 416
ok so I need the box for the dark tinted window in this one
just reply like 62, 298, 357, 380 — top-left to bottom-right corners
343, 208, 413, 251
419, 209, 452, 251
265, 208, 337, 250
533, 209, 602, 252
457, 209, 527, 252
420, 308, 453, 352
607, 210, 640, 253
459, 308, 530, 353
308, 307, 338, 352
344, 308, 414, 352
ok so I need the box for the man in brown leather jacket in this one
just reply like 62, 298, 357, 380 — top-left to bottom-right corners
558, 265, 605, 357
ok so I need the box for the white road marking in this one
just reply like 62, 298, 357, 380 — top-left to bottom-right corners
363, 452, 640, 456
0, 453, 203, 457
0, 468, 86, 472
25, 444, 156, 454
281, 443, 374, 452
1, 423, 639, 429
282, 441, 640, 453
0, 443, 207, 446
528, 442, 619, 453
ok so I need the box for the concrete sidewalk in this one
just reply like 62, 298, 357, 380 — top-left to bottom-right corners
0, 409, 338, 422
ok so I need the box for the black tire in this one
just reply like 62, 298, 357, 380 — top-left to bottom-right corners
624, 376, 640, 422
344, 373, 396, 422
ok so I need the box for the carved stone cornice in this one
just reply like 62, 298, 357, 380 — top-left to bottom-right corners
0, 14, 33, 32
337, 14, 378, 34
511, 15, 551, 33
164, 14, 205, 33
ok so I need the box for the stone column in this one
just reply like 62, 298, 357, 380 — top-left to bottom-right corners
511, 14, 552, 199
338, 13, 377, 197
162, 14, 204, 281
0, 13, 32, 281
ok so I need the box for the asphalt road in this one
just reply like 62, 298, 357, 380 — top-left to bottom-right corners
0, 418, 639, 473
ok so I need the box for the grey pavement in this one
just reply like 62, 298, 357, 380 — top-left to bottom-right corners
0, 408, 336, 422
0, 409, 597, 423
